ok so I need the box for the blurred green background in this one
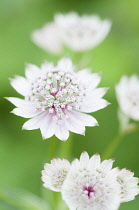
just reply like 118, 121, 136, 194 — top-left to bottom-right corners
0, 0, 139, 209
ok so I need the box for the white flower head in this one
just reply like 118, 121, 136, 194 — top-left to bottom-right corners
41, 152, 139, 209
32, 22, 63, 55
61, 151, 121, 210
32, 12, 111, 53
116, 75, 139, 121
42, 158, 70, 192
55, 12, 111, 52
7, 57, 109, 141
117, 168, 139, 203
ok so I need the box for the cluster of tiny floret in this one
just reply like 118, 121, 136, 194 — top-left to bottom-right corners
69, 168, 116, 208
53, 169, 69, 188
27, 70, 86, 124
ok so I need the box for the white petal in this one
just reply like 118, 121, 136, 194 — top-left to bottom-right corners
80, 99, 110, 113
41, 61, 55, 74
100, 159, 115, 172
55, 124, 69, 141
40, 115, 56, 139
78, 70, 101, 89
22, 112, 47, 130
10, 76, 30, 96
65, 111, 86, 135
70, 110, 98, 126
6, 97, 35, 108
89, 153, 101, 170
89, 87, 109, 99
25, 63, 40, 80
12, 107, 41, 118
79, 151, 89, 168
57, 57, 75, 72
65, 117, 85, 135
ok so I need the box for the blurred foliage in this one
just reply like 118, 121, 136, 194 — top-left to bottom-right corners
0, 0, 139, 209
0, 188, 50, 210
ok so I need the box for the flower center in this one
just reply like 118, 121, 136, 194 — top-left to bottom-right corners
27, 71, 85, 124
83, 185, 96, 198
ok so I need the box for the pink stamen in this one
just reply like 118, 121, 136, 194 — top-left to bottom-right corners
83, 186, 96, 198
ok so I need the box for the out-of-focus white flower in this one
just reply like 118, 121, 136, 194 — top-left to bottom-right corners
6, 57, 109, 141
32, 22, 63, 55
42, 158, 70, 192
116, 75, 139, 121
32, 12, 111, 54
61, 151, 121, 210
55, 13, 111, 52
117, 168, 139, 203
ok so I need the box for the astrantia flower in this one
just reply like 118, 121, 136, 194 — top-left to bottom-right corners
116, 75, 139, 121
32, 12, 111, 53
32, 22, 63, 55
42, 158, 70, 192
7, 57, 109, 141
61, 152, 121, 210
117, 168, 139, 203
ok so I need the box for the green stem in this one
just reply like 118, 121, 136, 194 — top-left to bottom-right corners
102, 124, 139, 160
59, 133, 73, 160
102, 133, 124, 160
48, 136, 59, 209
49, 136, 57, 160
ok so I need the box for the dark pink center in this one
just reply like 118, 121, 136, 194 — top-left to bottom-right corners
83, 186, 96, 198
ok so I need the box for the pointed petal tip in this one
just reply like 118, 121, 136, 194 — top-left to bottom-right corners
4, 97, 9, 101
81, 151, 89, 158
93, 153, 101, 159
8, 77, 12, 81
82, 150, 87, 154
111, 158, 115, 162
95, 122, 99, 126
22, 126, 26, 130
82, 132, 85, 136
81, 130, 85, 136
42, 135, 46, 140
106, 101, 111, 106
105, 87, 110, 91
25, 62, 30, 66
98, 72, 103, 76
61, 138, 68, 142
95, 153, 100, 156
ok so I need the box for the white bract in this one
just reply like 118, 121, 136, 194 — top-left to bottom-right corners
42, 158, 70, 192
116, 75, 139, 121
61, 152, 121, 210
32, 12, 111, 53
7, 57, 109, 141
